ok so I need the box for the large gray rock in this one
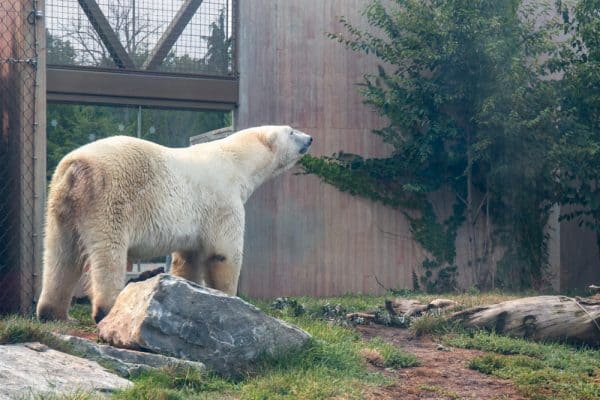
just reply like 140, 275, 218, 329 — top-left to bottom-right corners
53, 333, 205, 377
98, 274, 311, 377
0, 342, 131, 399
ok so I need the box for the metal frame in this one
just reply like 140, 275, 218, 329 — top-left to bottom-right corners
143, 0, 204, 70
47, 66, 237, 110
48, 0, 238, 110
77, 0, 135, 69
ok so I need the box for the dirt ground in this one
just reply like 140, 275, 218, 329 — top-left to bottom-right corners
357, 325, 526, 400
61, 320, 526, 399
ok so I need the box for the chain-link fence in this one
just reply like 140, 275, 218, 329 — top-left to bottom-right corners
0, 0, 42, 314
46, 0, 235, 75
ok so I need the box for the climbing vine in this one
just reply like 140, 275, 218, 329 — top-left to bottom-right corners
301, 0, 562, 292
300, 154, 464, 292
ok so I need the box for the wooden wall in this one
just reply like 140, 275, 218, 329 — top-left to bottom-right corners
558, 207, 600, 292
235, 0, 432, 298
235, 0, 598, 297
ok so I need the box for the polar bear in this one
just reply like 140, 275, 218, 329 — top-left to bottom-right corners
36, 125, 313, 323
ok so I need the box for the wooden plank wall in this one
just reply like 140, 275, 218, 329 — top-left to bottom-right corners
235, 0, 600, 297
559, 207, 600, 291
235, 0, 432, 298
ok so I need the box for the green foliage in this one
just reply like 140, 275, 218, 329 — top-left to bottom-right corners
553, 0, 600, 238
46, 31, 77, 65
304, 0, 561, 291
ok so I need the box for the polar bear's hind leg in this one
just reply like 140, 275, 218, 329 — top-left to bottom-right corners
36, 218, 84, 321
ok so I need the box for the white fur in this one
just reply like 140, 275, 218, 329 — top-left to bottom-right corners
36, 125, 312, 322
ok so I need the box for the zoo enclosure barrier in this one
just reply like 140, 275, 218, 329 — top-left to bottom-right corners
0, 0, 45, 314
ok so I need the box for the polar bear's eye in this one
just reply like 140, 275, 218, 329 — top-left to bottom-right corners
289, 131, 294, 136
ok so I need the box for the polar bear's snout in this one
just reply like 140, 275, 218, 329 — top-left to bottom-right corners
294, 130, 313, 154
299, 137, 312, 154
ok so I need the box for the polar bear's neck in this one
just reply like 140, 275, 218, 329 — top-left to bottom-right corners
222, 141, 279, 202
184, 139, 279, 203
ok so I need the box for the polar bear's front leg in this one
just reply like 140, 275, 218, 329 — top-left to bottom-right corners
202, 210, 244, 296
170, 250, 208, 284
205, 250, 243, 296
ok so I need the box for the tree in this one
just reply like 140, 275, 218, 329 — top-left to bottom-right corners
203, 8, 232, 75
554, 0, 600, 238
46, 31, 77, 65
302, 0, 560, 290
160, 7, 232, 75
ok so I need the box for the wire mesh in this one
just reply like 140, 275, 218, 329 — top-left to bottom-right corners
0, 0, 39, 314
46, 0, 234, 74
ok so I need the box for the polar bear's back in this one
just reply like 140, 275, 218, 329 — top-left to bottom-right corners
67, 135, 166, 168
49, 136, 170, 230
48, 135, 217, 258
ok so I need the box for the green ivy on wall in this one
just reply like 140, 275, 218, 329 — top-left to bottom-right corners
300, 154, 464, 293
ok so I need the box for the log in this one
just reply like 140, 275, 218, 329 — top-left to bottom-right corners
448, 296, 600, 346
387, 299, 424, 315
427, 299, 460, 311
386, 298, 461, 318
346, 312, 376, 320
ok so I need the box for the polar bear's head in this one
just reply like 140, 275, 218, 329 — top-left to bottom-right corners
257, 125, 313, 172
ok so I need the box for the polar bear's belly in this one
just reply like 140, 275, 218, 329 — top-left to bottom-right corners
126, 204, 204, 259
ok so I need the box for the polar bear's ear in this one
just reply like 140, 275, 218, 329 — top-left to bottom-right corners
257, 130, 276, 152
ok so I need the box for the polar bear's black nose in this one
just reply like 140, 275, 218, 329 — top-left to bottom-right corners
308, 137, 313, 144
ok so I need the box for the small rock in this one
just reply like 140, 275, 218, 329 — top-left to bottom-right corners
23, 342, 48, 352
53, 334, 205, 378
0, 342, 131, 399
359, 348, 384, 367
436, 344, 450, 352
98, 274, 311, 377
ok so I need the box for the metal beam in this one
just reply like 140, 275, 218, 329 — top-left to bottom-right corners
47, 67, 238, 110
77, 0, 136, 69
143, 0, 204, 70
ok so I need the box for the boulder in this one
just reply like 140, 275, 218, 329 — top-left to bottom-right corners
98, 274, 311, 377
0, 342, 131, 399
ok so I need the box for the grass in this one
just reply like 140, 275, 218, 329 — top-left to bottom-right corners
410, 314, 451, 336
0, 302, 97, 352
446, 331, 600, 400
1, 296, 418, 400
2, 292, 599, 400
111, 312, 416, 399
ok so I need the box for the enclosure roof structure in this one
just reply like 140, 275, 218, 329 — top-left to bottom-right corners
46, 0, 238, 110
